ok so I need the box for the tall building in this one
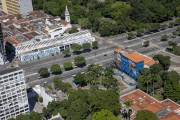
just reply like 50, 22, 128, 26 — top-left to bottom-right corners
0, 67, 29, 120
2, 0, 33, 15
0, 23, 6, 65
65, 6, 70, 23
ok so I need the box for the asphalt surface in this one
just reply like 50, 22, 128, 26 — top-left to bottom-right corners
14, 25, 180, 86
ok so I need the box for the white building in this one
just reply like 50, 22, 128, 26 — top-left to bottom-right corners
18, 30, 95, 62
65, 6, 70, 23
0, 67, 29, 120
2, 0, 33, 16
33, 85, 54, 107
18, 0, 33, 16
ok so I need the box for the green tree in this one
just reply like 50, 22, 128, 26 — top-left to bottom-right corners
136, 29, 144, 37
71, 44, 82, 54
16, 114, 29, 120
153, 54, 170, 71
143, 40, 149, 47
29, 111, 42, 120
123, 101, 133, 120
135, 110, 158, 120
62, 49, 70, 57
82, 43, 91, 51
174, 45, 180, 56
175, 6, 180, 17
150, 64, 163, 74
140, 68, 151, 76
69, 28, 79, 34
168, 41, 176, 47
74, 73, 86, 86
169, 22, 175, 27
161, 34, 169, 41
67, 99, 89, 120
50, 64, 61, 74
39, 97, 43, 103
99, 18, 119, 36
175, 18, 180, 26
63, 62, 73, 70
78, 18, 90, 29
127, 32, 135, 40
92, 109, 118, 120
160, 24, 168, 30
172, 31, 178, 36
53, 76, 72, 93
38, 67, 49, 77
92, 41, 98, 49
74, 56, 86, 67
164, 71, 180, 101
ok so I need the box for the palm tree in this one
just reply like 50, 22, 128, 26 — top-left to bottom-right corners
123, 101, 133, 120
146, 75, 152, 93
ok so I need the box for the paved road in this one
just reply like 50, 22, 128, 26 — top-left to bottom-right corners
27, 57, 114, 87
15, 25, 179, 86
98, 26, 180, 66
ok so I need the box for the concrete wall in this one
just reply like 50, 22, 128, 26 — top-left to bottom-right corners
18, 0, 33, 16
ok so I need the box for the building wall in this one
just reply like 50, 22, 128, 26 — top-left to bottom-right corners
33, 85, 54, 107
2, 0, 33, 15
2, 0, 19, 14
0, 23, 5, 65
1, 0, 8, 13
15, 30, 95, 55
114, 51, 144, 80
18, 0, 33, 16
0, 68, 29, 120
20, 36, 93, 62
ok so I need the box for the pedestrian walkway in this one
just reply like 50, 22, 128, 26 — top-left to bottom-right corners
114, 69, 136, 87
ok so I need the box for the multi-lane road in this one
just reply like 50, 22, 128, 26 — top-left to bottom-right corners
14, 25, 180, 86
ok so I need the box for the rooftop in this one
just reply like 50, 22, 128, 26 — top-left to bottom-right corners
0, 67, 22, 76
121, 89, 180, 120
115, 48, 156, 66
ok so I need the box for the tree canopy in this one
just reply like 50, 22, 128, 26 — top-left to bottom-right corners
32, 0, 180, 36
50, 64, 61, 74
74, 56, 86, 67
92, 109, 118, 120
38, 67, 49, 77
135, 110, 158, 120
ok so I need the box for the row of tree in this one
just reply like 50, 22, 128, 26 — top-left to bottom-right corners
32, 0, 180, 36
63, 41, 98, 57
137, 54, 180, 101
127, 19, 180, 40
38, 56, 86, 77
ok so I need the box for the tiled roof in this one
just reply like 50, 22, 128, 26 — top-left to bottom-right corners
115, 48, 156, 66
159, 112, 180, 120
60, 20, 68, 25
5, 36, 20, 45
115, 48, 124, 53
121, 89, 180, 120
123, 52, 156, 66
121, 89, 164, 113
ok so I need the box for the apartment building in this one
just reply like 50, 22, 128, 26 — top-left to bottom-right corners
0, 23, 6, 65
0, 67, 29, 120
2, 0, 33, 15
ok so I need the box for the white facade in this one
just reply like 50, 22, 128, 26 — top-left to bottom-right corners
33, 85, 54, 107
0, 68, 29, 120
0, 53, 5, 65
18, 0, 33, 16
65, 6, 70, 23
17, 30, 95, 62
